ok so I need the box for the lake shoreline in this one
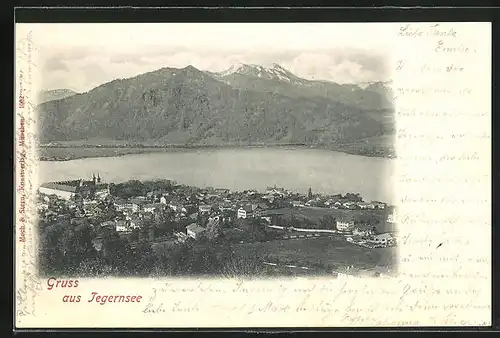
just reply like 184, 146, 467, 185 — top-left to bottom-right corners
39, 146, 395, 204
38, 143, 396, 162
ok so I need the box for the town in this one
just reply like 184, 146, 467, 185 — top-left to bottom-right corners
37, 175, 398, 278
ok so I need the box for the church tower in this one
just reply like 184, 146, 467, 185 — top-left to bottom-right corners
97, 173, 101, 183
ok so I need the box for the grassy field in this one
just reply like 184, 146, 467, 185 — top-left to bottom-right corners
234, 236, 397, 271
269, 206, 396, 233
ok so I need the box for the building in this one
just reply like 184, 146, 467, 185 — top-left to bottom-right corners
387, 209, 397, 223
38, 181, 79, 200
100, 220, 115, 228
214, 188, 230, 196
333, 201, 343, 208
115, 220, 129, 233
371, 201, 387, 209
343, 202, 358, 209
237, 205, 254, 219
83, 199, 98, 207
218, 202, 233, 212
323, 199, 334, 207
352, 227, 374, 237
199, 204, 212, 213
208, 215, 221, 223
306, 199, 323, 207
251, 203, 268, 217
114, 201, 140, 213
358, 202, 375, 209
128, 217, 143, 229
83, 205, 103, 217
266, 186, 287, 196
245, 189, 258, 196
336, 220, 354, 232
369, 233, 395, 246
160, 196, 168, 204
147, 190, 167, 200
259, 210, 284, 225
174, 231, 188, 243
37, 202, 49, 212
94, 184, 110, 200
186, 223, 206, 239
38, 174, 109, 201
169, 201, 187, 213
143, 203, 165, 213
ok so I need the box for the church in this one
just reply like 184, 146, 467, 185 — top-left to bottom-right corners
38, 174, 110, 201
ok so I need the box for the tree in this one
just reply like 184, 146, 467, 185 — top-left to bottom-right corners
344, 193, 362, 202
318, 214, 336, 230
129, 241, 156, 276
39, 224, 65, 276
289, 214, 302, 228
221, 249, 265, 279
100, 232, 133, 275
129, 228, 140, 242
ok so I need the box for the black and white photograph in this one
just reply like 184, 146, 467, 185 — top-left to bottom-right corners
34, 23, 398, 279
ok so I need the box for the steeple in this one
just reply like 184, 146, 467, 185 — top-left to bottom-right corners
97, 173, 101, 183
92, 173, 97, 185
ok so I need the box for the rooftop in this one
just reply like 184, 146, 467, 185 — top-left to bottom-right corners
373, 233, 393, 240
40, 182, 78, 193
186, 223, 206, 234
239, 205, 253, 212
40, 178, 107, 193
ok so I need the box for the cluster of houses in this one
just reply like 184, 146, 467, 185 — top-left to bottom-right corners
103, 185, 294, 236
337, 218, 396, 248
37, 176, 396, 249
295, 197, 386, 210
335, 211, 397, 248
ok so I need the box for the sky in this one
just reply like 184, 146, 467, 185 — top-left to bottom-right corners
20, 23, 393, 93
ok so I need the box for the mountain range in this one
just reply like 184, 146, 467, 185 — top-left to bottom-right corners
38, 89, 78, 104
37, 63, 395, 149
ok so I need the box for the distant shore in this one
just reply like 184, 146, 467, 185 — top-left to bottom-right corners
38, 142, 396, 161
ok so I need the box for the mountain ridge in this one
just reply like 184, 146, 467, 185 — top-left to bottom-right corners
37, 64, 395, 149
38, 88, 78, 104
208, 63, 393, 111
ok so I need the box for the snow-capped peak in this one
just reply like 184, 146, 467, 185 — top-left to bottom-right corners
216, 62, 307, 84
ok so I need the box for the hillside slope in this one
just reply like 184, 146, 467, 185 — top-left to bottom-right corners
38, 89, 78, 104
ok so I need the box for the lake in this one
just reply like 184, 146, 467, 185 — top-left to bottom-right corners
38, 147, 395, 204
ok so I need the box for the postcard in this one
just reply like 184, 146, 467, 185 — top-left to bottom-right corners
14, 21, 491, 328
